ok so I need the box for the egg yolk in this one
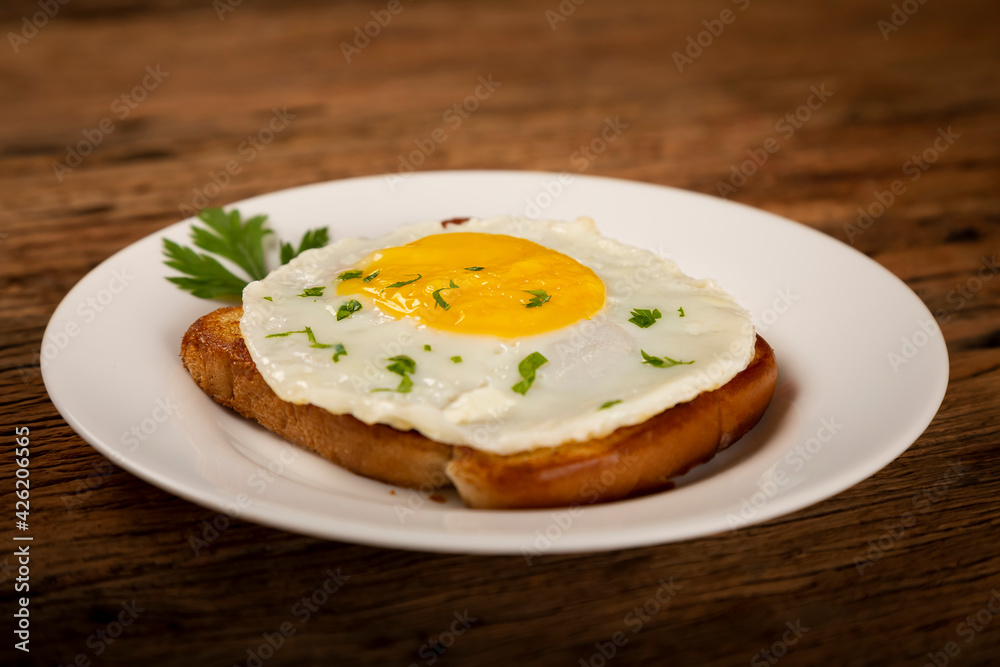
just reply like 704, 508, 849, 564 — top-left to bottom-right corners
337, 232, 605, 337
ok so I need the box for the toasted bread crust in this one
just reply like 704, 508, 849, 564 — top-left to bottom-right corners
181, 307, 776, 508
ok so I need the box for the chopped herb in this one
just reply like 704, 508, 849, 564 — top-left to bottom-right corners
387, 274, 422, 288
263, 296, 273, 301
265, 329, 307, 338
678, 306, 685, 317
362, 269, 380, 283
432, 280, 459, 310
332, 343, 347, 362
628, 308, 661, 328
451, 356, 462, 363
373, 355, 416, 393
265, 326, 332, 349
464, 266, 485, 271
338, 270, 363, 281
524, 289, 551, 308
280, 227, 330, 264
599, 399, 622, 410
162, 207, 328, 300
511, 351, 548, 395
336, 299, 362, 321
640, 350, 695, 368
424, 344, 432, 351
298, 286, 325, 298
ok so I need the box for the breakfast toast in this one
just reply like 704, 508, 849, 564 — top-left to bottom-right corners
182, 307, 777, 509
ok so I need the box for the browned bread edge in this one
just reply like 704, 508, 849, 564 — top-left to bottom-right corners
181, 306, 777, 509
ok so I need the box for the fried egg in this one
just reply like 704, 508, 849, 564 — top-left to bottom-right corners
240, 216, 755, 455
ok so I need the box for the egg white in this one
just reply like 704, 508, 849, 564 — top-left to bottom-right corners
240, 216, 756, 455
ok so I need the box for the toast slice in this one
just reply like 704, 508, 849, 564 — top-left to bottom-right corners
182, 307, 777, 509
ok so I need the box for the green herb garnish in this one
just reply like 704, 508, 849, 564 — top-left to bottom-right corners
387, 274, 422, 288
163, 208, 328, 300
264, 326, 333, 349
628, 308, 661, 328
464, 266, 485, 271
599, 399, 622, 410
332, 343, 347, 362
263, 296, 273, 301
265, 329, 307, 338
423, 344, 432, 351
451, 356, 462, 363
372, 355, 416, 393
512, 352, 548, 395
298, 286, 325, 298
524, 289, 551, 308
640, 350, 695, 368
280, 227, 329, 265
338, 270, 362, 281
362, 269, 380, 283
336, 299, 362, 321
678, 306, 685, 317
432, 280, 459, 310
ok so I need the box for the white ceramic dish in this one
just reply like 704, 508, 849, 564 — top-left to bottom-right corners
41, 171, 949, 554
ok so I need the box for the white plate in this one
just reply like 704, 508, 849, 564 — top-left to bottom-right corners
42, 171, 949, 555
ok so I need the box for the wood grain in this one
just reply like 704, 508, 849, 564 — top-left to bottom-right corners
1, 0, 999, 665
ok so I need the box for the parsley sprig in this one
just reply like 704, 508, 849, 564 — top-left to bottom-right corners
640, 350, 695, 368
512, 352, 548, 395
163, 208, 329, 300
372, 355, 417, 393
628, 308, 661, 328
524, 290, 551, 308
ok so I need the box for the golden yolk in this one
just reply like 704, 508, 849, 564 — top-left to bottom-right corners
336, 232, 605, 337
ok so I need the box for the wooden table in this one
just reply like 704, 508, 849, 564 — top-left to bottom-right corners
2, 0, 999, 664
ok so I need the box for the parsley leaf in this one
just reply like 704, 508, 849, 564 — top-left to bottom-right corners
263, 296, 273, 301
512, 351, 548, 395
628, 308, 661, 328
280, 227, 330, 264
162, 239, 251, 300
524, 290, 551, 308
678, 306, 685, 317
338, 270, 362, 281
362, 269, 380, 283
372, 355, 416, 393
424, 344, 432, 351
387, 274, 422, 288
432, 280, 459, 310
332, 343, 347, 362
451, 355, 462, 363
163, 207, 330, 300
336, 299, 362, 321
464, 266, 485, 271
265, 329, 308, 338
599, 399, 622, 410
640, 350, 695, 368
298, 286, 325, 298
